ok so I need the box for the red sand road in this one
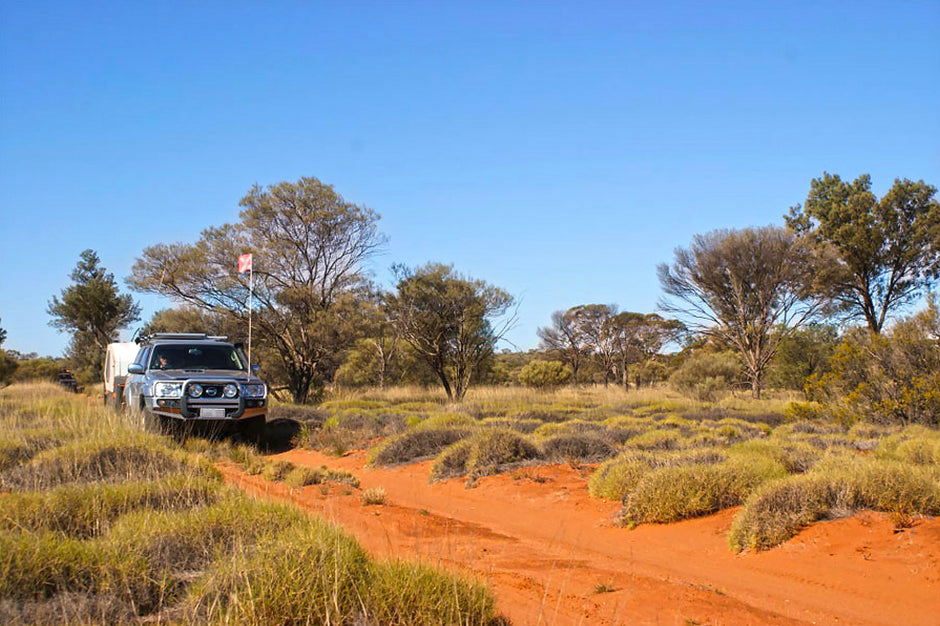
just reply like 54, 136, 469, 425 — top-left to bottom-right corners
220, 449, 940, 626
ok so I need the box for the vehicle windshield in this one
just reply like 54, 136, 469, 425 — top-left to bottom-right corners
149, 345, 245, 371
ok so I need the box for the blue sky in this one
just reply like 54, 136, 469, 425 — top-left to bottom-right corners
1, 1, 938, 357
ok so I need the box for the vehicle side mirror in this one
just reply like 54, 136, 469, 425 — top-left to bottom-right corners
127, 364, 144, 375
251, 364, 260, 372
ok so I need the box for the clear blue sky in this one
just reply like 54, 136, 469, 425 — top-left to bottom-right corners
1, 1, 938, 357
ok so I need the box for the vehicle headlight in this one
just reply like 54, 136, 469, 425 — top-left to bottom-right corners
223, 383, 238, 398
188, 384, 203, 398
153, 382, 183, 398
242, 383, 266, 399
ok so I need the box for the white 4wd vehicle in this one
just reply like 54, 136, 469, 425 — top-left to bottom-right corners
124, 333, 268, 444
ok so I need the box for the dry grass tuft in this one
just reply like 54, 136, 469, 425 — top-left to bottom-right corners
370, 427, 473, 466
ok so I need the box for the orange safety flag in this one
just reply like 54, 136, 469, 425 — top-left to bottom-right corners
238, 253, 253, 274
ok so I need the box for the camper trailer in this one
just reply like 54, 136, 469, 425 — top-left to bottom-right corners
103, 342, 140, 409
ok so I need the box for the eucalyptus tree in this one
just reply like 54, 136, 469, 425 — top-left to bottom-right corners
129, 177, 385, 403
570, 304, 619, 386
606, 312, 685, 390
786, 173, 939, 333
386, 263, 514, 401
537, 308, 590, 384
658, 226, 827, 399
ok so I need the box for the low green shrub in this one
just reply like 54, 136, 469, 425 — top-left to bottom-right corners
588, 448, 730, 501
0, 530, 152, 607
106, 494, 304, 574
369, 427, 472, 466
517, 360, 572, 389
729, 456, 940, 552
284, 465, 327, 487
540, 435, 614, 462
624, 429, 683, 451
480, 417, 542, 433
0, 475, 221, 538
261, 460, 294, 482
430, 439, 474, 482
533, 419, 606, 439
430, 430, 541, 481
466, 429, 541, 478
620, 456, 786, 526
188, 517, 373, 623
0, 428, 66, 471
0, 438, 196, 491
361, 487, 387, 505
366, 559, 497, 625
727, 439, 820, 474
588, 457, 651, 501
415, 412, 478, 430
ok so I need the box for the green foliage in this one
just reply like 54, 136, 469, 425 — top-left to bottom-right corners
10, 356, 65, 383
142, 305, 238, 337
261, 460, 294, 482
0, 437, 201, 491
129, 177, 385, 403
729, 455, 940, 552
0, 320, 15, 385
786, 173, 940, 333
0, 476, 220, 538
47, 250, 141, 381
588, 458, 652, 501
430, 439, 475, 482
540, 434, 614, 462
0, 384, 497, 623
807, 302, 940, 426
518, 360, 572, 389
659, 226, 828, 398
0, 350, 16, 386
365, 559, 496, 625
589, 449, 729, 501
335, 337, 438, 389
621, 455, 787, 526
431, 429, 540, 481
386, 263, 514, 402
370, 427, 473, 466
537, 309, 590, 384
669, 351, 739, 401
766, 324, 838, 392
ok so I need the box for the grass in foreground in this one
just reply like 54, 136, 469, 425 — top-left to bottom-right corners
0, 383, 500, 624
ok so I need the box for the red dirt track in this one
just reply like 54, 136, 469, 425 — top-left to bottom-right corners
220, 449, 940, 625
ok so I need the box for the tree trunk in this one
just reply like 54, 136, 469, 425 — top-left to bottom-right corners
435, 367, 454, 401
750, 375, 761, 400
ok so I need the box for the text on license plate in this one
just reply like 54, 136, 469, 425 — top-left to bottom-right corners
199, 408, 226, 418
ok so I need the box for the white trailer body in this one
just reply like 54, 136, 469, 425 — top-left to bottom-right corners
103, 342, 140, 408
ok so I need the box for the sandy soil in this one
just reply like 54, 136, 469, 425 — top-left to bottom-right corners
220, 449, 940, 626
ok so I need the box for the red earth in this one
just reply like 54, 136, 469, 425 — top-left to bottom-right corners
220, 448, 940, 625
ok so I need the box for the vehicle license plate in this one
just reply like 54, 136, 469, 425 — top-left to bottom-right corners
200, 408, 226, 418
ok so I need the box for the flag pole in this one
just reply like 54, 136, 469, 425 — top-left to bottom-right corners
248, 264, 253, 369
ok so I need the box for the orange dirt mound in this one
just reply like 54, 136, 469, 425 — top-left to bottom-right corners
220, 448, 940, 625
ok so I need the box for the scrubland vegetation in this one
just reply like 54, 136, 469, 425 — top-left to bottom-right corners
0, 383, 499, 625
284, 384, 940, 551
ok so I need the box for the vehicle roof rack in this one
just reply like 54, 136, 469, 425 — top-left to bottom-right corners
135, 333, 229, 345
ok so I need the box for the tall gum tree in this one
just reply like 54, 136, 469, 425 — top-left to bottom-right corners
386, 263, 514, 402
537, 309, 590, 385
785, 173, 940, 333
657, 226, 828, 399
129, 177, 385, 403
